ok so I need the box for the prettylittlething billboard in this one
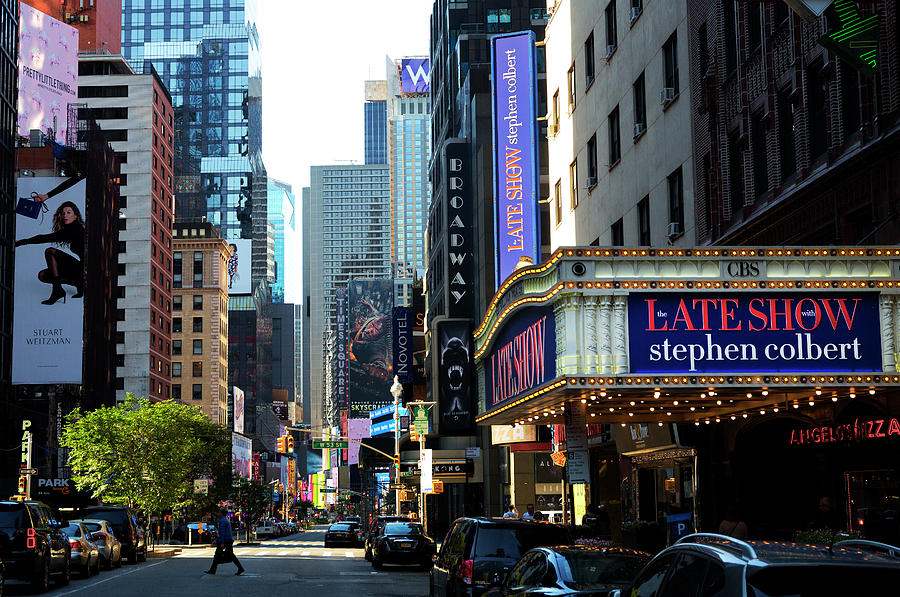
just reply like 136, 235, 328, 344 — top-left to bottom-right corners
226, 238, 251, 295
491, 31, 540, 288
400, 58, 430, 93
627, 293, 882, 373
18, 3, 78, 143
13, 177, 86, 385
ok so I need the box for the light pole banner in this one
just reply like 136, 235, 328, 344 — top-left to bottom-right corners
420, 448, 433, 494
491, 31, 540, 287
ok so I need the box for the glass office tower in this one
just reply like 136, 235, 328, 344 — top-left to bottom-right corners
121, 0, 264, 241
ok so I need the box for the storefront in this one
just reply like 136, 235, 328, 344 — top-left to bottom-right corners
474, 247, 900, 542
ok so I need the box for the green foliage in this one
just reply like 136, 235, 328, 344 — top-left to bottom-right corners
61, 393, 230, 519
230, 477, 271, 542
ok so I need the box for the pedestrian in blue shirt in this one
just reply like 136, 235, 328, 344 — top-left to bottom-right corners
205, 508, 245, 575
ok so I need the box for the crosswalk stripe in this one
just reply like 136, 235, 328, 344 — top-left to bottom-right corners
278, 550, 289, 556
322, 550, 332, 557
301, 551, 310, 556
345, 551, 354, 558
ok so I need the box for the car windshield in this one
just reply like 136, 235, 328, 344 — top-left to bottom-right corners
80, 522, 103, 533
62, 524, 82, 537
559, 552, 649, 590
384, 523, 423, 536
330, 524, 351, 531
749, 564, 900, 596
0, 505, 26, 529
474, 525, 569, 560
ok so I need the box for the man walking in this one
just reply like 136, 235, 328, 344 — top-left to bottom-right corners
205, 508, 245, 576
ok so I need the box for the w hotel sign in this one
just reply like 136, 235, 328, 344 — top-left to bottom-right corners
473, 247, 900, 426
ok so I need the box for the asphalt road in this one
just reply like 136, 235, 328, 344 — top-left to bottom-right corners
8, 526, 430, 597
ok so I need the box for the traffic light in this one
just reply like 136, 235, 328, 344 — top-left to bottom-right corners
273, 482, 280, 501
17, 475, 26, 495
409, 430, 419, 442
276, 435, 286, 453
286, 435, 294, 454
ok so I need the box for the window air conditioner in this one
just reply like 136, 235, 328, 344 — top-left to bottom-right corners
660, 87, 676, 105
631, 7, 641, 22
605, 45, 616, 60
633, 123, 646, 137
667, 222, 683, 238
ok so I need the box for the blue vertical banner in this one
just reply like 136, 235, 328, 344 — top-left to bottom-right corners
392, 306, 413, 383
492, 31, 540, 288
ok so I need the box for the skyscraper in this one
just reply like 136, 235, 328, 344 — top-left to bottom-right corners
266, 177, 296, 304
364, 80, 387, 165
121, 0, 265, 244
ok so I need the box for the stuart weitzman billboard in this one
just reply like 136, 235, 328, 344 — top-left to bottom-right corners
18, 3, 78, 143
491, 31, 540, 288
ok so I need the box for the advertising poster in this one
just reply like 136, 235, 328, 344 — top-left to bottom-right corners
347, 418, 371, 466
393, 306, 413, 383
491, 31, 540, 287
233, 386, 245, 435
437, 320, 474, 435
627, 293, 882, 373
400, 58, 430, 93
335, 286, 349, 410
18, 3, 78, 143
231, 433, 252, 479
13, 177, 86, 385
348, 280, 393, 417
226, 238, 251, 295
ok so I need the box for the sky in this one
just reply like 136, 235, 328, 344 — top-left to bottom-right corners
259, 0, 434, 193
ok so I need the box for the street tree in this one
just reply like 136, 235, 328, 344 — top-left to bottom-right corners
61, 394, 231, 544
230, 476, 272, 542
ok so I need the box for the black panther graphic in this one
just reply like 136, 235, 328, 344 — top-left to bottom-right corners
439, 323, 473, 432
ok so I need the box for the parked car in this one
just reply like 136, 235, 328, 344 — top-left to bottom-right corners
325, 523, 359, 548
60, 522, 100, 578
609, 533, 900, 597
78, 507, 145, 564
0, 500, 71, 592
371, 521, 436, 571
71, 519, 121, 570
364, 515, 409, 561
483, 545, 651, 596
256, 520, 277, 539
431, 518, 571, 597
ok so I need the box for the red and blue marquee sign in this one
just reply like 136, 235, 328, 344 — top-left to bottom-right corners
627, 293, 882, 374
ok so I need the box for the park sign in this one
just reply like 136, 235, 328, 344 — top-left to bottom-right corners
313, 440, 348, 449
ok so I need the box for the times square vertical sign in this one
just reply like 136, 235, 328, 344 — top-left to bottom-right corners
335, 286, 349, 410
491, 31, 540, 288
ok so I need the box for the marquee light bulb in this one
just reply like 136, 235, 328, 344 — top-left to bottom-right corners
730, 415, 737, 421
658, 422, 663, 427
630, 401, 636, 406
869, 389, 876, 395
600, 391, 607, 397
808, 400, 815, 407
747, 393, 753, 398
815, 389, 822, 396
620, 423, 626, 428
700, 393, 706, 398
590, 413, 596, 417
832, 396, 838, 402
649, 407, 655, 412
716, 400, 722, 406
793, 402, 799, 409
628, 412, 634, 417
705, 419, 710, 425
666, 412, 672, 416
850, 392, 856, 398
695, 421, 700, 426
742, 413, 748, 418
690, 406, 696, 411
653, 392, 661, 398
609, 408, 615, 412
761, 390, 769, 396
673, 400, 679, 406
760, 410, 766, 415
715, 418, 721, 423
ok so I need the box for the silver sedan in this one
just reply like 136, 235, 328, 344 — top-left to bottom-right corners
71, 519, 122, 570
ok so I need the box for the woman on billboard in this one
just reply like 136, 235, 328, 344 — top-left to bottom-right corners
15, 200, 85, 305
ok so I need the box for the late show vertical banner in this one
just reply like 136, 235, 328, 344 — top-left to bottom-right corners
492, 31, 540, 287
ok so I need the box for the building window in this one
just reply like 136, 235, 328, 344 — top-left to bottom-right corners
724, 0, 738, 74
193, 317, 203, 333
778, 90, 796, 181
552, 89, 560, 132
638, 196, 651, 246
554, 179, 562, 225
193, 339, 202, 355
173, 340, 182, 356
586, 135, 598, 185
172, 384, 181, 400
173, 362, 182, 377
173, 295, 182, 311
751, 112, 769, 198
748, 4, 762, 53
842, 64, 861, 138
633, 72, 646, 135
808, 68, 829, 160
569, 159, 578, 209
663, 31, 679, 96
567, 64, 576, 110
668, 167, 684, 234
584, 32, 595, 85
173, 252, 182, 288
605, 2, 617, 56
611, 218, 624, 246
192, 384, 203, 401
193, 251, 203, 287
173, 317, 182, 333
192, 362, 202, 377
193, 295, 203, 310
608, 107, 621, 165
729, 131, 745, 206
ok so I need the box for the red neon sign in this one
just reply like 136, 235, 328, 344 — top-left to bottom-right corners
789, 417, 900, 445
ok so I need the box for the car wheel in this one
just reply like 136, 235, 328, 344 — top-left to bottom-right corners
32, 556, 50, 593
92, 557, 100, 576
82, 562, 92, 578
57, 558, 70, 586
372, 554, 384, 570
138, 548, 146, 563
115, 552, 123, 568
364, 546, 372, 561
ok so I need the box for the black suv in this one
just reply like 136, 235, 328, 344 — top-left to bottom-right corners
0, 500, 71, 592
431, 518, 571, 597
78, 506, 146, 564
610, 533, 900, 597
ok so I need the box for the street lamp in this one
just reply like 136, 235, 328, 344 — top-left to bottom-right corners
390, 375, 403, 515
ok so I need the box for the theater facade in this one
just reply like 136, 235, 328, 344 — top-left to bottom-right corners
474, 247, 900, 544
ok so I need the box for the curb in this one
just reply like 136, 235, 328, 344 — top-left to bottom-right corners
147, 548, 179, 558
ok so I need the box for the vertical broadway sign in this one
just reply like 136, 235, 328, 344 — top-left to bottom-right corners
492, 31, 540, 288
335, 286, 349, 409
445, 141, 475, 318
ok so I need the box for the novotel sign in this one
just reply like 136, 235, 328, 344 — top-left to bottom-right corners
627, 293, 882, 374
485, 307, 557, 412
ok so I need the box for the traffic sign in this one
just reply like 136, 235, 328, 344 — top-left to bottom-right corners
400, 470, 416, 478
321, 488, 337, 493
431, 480, 444, 494
193, 479, 209, 495
388, 483, 405, 491
313, 440, 349, 449
19, 468, 37, 475
413, 407, 429, 433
